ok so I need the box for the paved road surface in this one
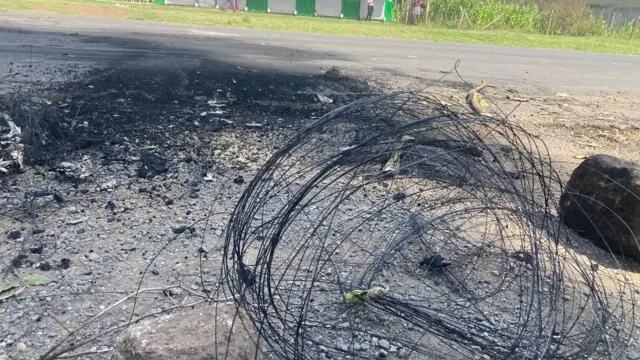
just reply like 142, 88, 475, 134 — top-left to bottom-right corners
0, 11, 638, 92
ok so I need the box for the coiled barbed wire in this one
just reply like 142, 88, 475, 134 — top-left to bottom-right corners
221, 90, 636, 360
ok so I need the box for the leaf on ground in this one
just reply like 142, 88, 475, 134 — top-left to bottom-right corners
570, 131, 584, 137
22, 273, 53, 286
0, 281, 23, 301
574, 154, 587, 159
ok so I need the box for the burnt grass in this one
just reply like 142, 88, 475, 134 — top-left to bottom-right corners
5, 63, 373, 167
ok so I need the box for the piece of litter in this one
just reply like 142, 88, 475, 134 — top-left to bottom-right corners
556, 92, 570, 98
98, 179, 118, 191
506, 94, 528, 102
245, 123, 263, 129
204, 173, 215, 181
574, 154, 587, 159
317, 94, 333, 104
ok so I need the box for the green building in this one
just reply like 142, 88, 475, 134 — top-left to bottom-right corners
161, 0, 393, 22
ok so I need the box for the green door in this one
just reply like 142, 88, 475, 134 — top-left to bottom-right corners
296, 0, 315, 16
247, 0, 267, 11
342, 0, 360, 19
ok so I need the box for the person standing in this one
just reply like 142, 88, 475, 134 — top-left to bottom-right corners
413, 0, 422, 25
219, 0, 237, 12
366, 0, 375, 22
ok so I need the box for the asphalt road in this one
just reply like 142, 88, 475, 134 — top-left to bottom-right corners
0, 11, 638, 92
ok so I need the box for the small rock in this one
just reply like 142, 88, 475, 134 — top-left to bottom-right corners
233, 175, 245, 184
389, 345, 398, 353
376, 350, 388, 358
15, 342, 27, 351
165, 198, 174, 206
67, 217, 87, 225
88, 253, 100, 262
115, 303, 262, 360
106, 200, 117, 211
378, 339, 390, 350
138, 152, 168, 178
215, 229, 223, 236
244, 123, 263, 129
8, 231, 21, 240
628, 351, 640, 360
172, 226, 195, 235
324, 66, 343, 79
360, 342, 370, 351
555, 92, 570, 98
336, 338, 348, 351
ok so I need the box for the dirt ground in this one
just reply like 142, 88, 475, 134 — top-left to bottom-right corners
1, 17, 640, 360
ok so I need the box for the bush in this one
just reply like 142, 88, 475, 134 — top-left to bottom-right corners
391, 0, 624, 37
539, 0, 607, 36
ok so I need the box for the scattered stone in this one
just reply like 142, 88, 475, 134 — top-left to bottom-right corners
336, 338, 348, 351
53, 191, 67, 203
58, 258, 71, 269
172, 226, 195, 235
324, 66, 343, 79
138, 152, 168, 178
15, 342, 27, 351
106, 200, 117, 211
36, 262, 52, 271
389, 345, 398, 353
376, 349, 388, 358
244, 123, 264, 129
115, 304, 262, 360
165, 198, 174, 206
66, 217, 87, 225
560, 155, 640, 260
233, 175, 245, 184
98, 179, 118, 191
628, 351, 640, 360
8, 230, 21, 240
378, 339, 390, 350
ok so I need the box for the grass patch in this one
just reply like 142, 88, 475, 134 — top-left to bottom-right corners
1, 0, 638, 55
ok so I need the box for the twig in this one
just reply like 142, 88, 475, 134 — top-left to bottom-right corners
41, 299, 207, 360
482, 13, 504, 30
464, 9, 473, 27
39, 284, 235, 360
38, 285, 200, 360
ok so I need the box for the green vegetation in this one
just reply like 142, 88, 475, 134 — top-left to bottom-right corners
396, 0, 638, 38
0, 0, 638, 55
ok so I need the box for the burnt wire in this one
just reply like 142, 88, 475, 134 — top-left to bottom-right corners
220, 90, 636, 360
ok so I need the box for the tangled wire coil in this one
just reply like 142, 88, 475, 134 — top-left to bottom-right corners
222, 90, 636, 359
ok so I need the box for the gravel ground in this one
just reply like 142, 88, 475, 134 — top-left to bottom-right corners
1, 18, 640, 360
